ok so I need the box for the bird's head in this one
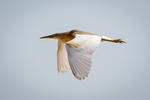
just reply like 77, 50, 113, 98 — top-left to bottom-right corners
40, 31, 71, 40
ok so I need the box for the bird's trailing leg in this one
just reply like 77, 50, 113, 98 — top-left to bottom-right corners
101, 36, 126, 44
108, 39, 126, 43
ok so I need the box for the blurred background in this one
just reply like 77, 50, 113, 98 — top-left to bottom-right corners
0, 0, 150, 100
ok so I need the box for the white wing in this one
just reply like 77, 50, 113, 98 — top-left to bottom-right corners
66, 34, 101, 80
57, 40, 70, 73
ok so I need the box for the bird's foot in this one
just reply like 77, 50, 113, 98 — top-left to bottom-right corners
112, 39, 126, 44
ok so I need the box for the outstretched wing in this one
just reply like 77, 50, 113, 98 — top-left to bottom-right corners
66, 34, 101, 80
57, 40, 70, 73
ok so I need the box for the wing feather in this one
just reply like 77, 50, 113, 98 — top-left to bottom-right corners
66, 34, 101, 80
57, 40, 70, 73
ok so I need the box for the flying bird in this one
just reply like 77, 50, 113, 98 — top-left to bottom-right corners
40, 29, 125, 80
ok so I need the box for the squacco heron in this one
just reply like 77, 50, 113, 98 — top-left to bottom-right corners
40, 29, 126, 80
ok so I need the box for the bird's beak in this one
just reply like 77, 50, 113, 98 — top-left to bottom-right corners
40, 35, 54, 39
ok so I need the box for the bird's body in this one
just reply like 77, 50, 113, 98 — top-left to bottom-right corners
40, 30, 125, 80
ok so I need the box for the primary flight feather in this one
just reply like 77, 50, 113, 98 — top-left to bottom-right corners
40, 29, 125, 80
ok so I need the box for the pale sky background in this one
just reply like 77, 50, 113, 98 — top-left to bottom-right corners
0, 0, 150, 100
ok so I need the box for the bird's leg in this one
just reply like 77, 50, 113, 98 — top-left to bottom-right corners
101, 39, 126, 43
110, 39, 126, 43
